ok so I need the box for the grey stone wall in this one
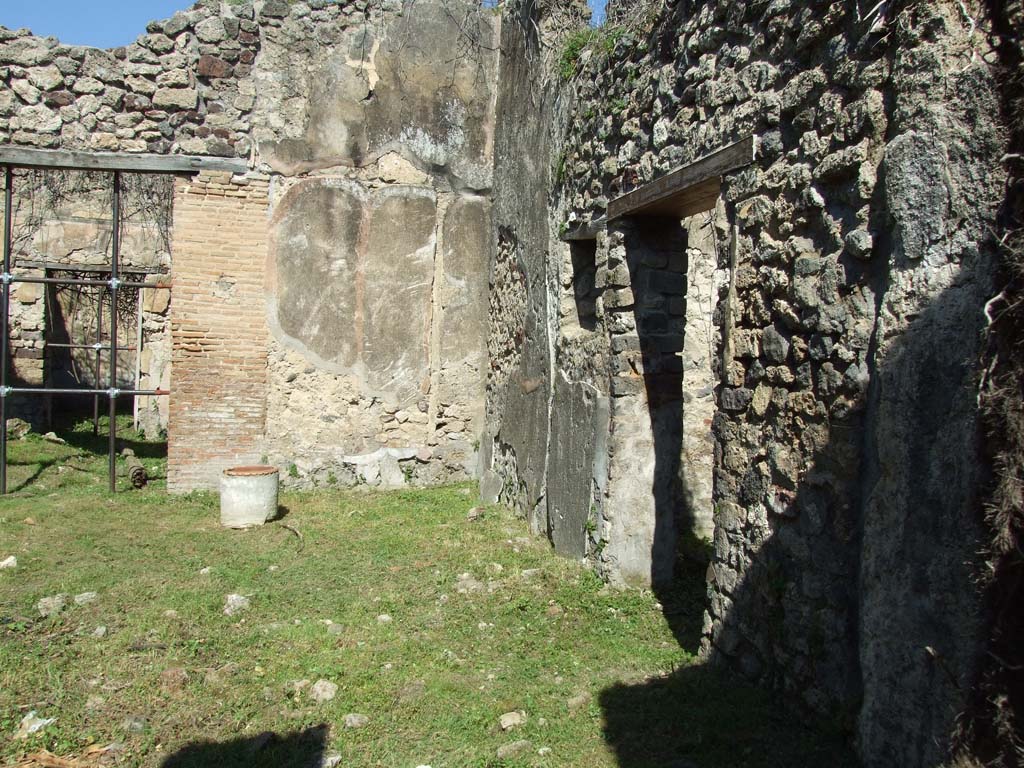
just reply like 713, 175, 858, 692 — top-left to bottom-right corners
484, 0, 593, 544
488, 0, 1009, 764
0, 1, 260, 156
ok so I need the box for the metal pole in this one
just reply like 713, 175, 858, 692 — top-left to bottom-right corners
133, 287, 143, 433
93, 286, 101, 436
47, 342, 136, 352
0, 167, 12, 495
7, 387, 168, 396
8, 275, 164, 289
108, 171, 120, 493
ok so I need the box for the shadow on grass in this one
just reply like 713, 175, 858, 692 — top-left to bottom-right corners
161, 725, 328, 768
4, 412, 168, 493
5, 447, 95, 492
600, 541, 857, 768
55, 419, 168, 462
599, 664, 855, 768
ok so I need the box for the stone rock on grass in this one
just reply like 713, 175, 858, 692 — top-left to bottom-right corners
5, 418, 30, 439
309, 679, 338, 704
456, 573, 484, 593
204, 665, 238, 688
499, 710, 527, 730
121, 717, 147, 734
496, 740, 532, 759
398, 679, 426, 704
0, 555, 16, 569
223, 593, 250, 615
37, 594, 67, 617
567, 691, 591, 712
343, 713, 369, 728
74, 591, 98, 605
42, 431, 66, 444
159, 667, 189, 694
479, 469, 502, 504
14, 711, 55, 739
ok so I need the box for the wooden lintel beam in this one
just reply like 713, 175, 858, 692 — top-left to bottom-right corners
0, 146, 249, 175
607, 135, 755, 221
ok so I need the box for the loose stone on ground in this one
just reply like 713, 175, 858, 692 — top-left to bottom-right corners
309, 679, 338, 704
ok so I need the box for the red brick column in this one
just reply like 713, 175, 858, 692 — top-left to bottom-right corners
167, 171, 271, 491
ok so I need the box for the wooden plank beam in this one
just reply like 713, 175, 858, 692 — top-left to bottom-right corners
0, 146, 249, 174
607, 135, 755, 221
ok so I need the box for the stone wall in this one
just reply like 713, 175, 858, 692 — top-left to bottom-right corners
487, 0, 1009, 764
1, 0, 498, 489
252, 0, 498, 488
2, 0, 1012, 762
0, 3, 258, 156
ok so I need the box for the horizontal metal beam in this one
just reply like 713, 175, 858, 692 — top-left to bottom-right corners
0, 146, 249, 175
47, 343, 137, 352
4, 387, 168, 397
607, 135, 756, 221
10, 275, 167, 289
18, 259, 168, 276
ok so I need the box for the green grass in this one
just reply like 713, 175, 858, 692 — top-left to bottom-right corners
0, 422, 856, 767
558, 26, 624, 80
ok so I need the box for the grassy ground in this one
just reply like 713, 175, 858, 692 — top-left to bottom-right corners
0, 420, 857, 768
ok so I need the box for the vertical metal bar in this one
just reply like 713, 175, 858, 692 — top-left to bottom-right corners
108, 171, 120, 493
0, 167, 12, 495
93, 287, 101, 436
133, 287, 143, 433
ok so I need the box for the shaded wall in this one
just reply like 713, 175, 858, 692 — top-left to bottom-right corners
489, 0, 1009, 764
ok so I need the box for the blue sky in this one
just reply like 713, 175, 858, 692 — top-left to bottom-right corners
0, 1, 608, 48
1, 1, 193, 48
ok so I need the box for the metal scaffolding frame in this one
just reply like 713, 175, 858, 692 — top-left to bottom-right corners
0, 146, 247, 494
0, 166, 169, 494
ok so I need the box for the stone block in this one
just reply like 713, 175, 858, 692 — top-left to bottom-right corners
645, 269, 686, 295
153, 87, 197, 109
546, 374, 603, 559
26, 65, 63, 91
720, 387, 753, 412
144, 288, 171, 315
194, 17, 227, 44
479, 469, 502, 504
